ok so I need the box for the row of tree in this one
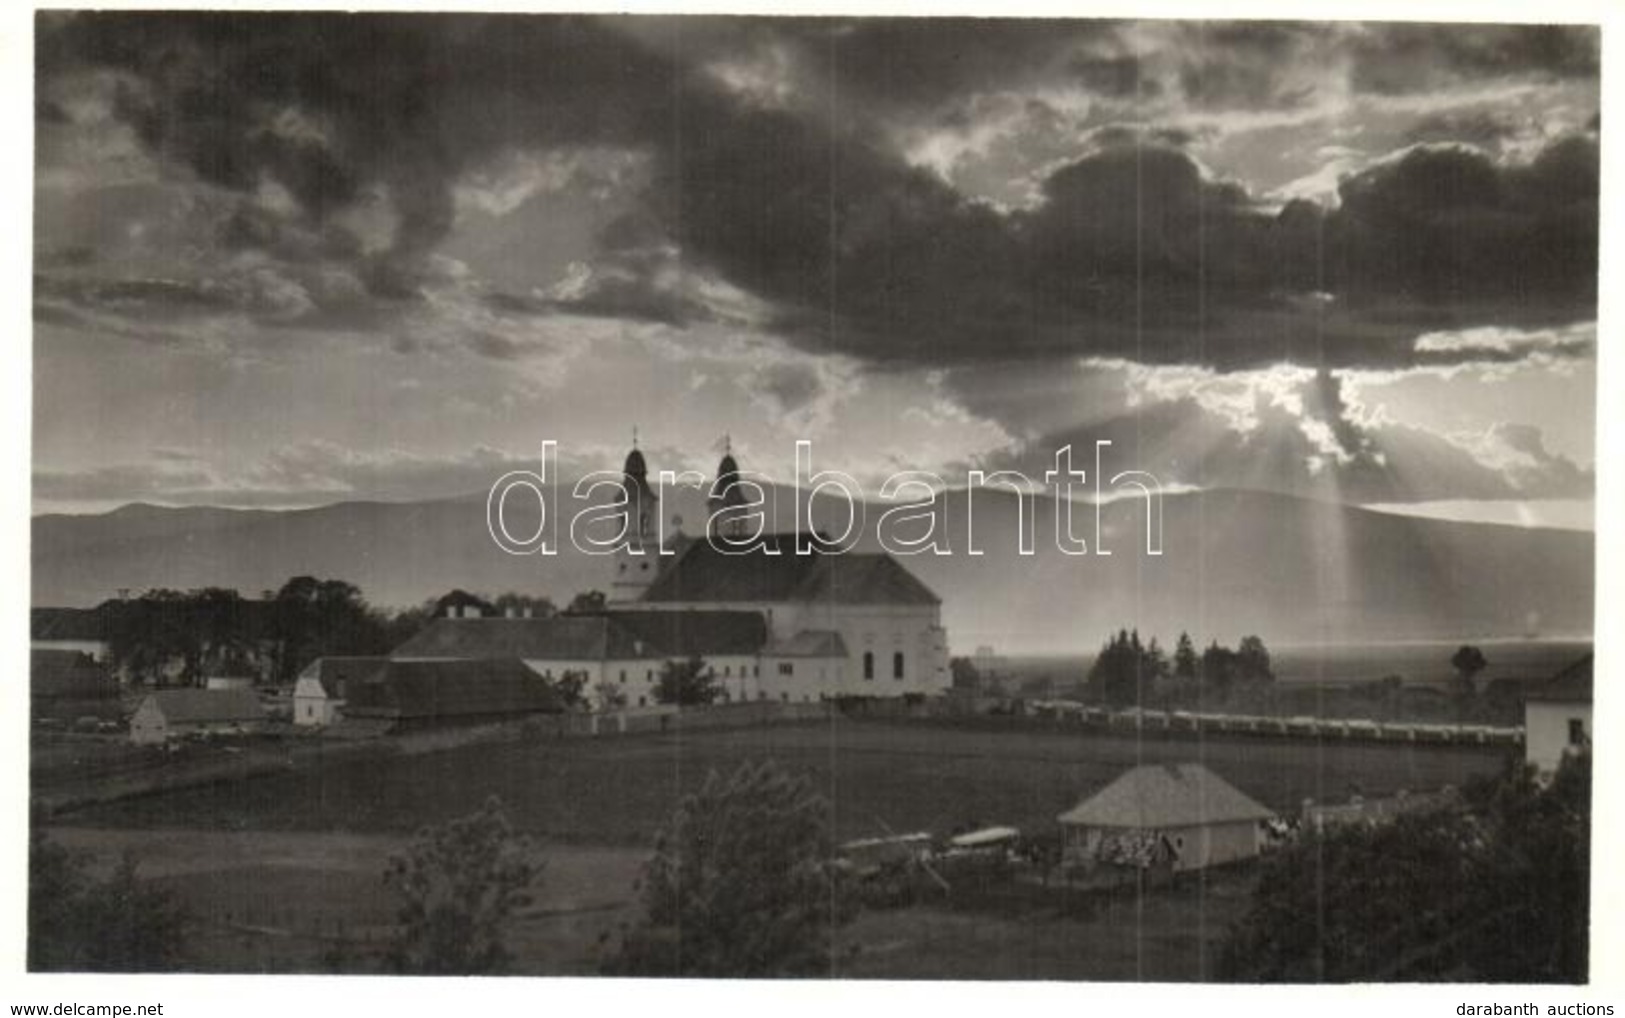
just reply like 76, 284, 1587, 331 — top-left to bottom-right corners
1086, 629, 1274, 706
104, 579, 614, 687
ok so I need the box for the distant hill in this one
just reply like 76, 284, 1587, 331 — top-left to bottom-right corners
32, 486, 1594, 653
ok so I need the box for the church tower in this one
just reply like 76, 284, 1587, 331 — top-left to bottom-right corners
707, 437, 750, 541
611, 431, 660, 601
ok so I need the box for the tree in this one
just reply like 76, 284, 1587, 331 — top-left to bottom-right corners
949, 656, 982, 691
1200, 640, 1238, 694
1087, 629, 1168, 706
654, 656, 721, 707
554, 669, 589, 710
1451, 645, 1489, 696
593, 679, 628, 711
492, 592, 556, 618
29, 830, 190, 971
1174, 632, 1198, 681
1220, 752, 1590, 982
603, 760, 855, 977
567, 590, 607, 614
270, 576, 391, 682
1236, 635, 1274, 683
382, 796, 541, 975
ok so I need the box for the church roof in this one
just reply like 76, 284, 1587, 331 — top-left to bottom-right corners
640, 534, 940, 607
609, 610, 768, 657
624, 447, 648, 479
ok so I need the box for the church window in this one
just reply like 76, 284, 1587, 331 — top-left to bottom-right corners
893, 652, 905, 679
863, 652, 874, 680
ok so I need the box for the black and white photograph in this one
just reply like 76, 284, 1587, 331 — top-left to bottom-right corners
18, 4, 1611, 994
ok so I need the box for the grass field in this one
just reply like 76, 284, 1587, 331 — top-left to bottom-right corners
59, 718, 1510, 846
42, 719, 1511, 978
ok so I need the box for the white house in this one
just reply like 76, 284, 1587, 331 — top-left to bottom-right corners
129, 688, 267, 745
293, 656, 387, 726
1524, 654, 1592, 778
1057, 763, 1275, 873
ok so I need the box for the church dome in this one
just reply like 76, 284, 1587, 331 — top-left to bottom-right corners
623, 447, 648, 481
711, 451, 742, 501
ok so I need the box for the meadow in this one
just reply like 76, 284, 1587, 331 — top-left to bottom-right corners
46, 717, 1512, 978
62, 717, 1510, 845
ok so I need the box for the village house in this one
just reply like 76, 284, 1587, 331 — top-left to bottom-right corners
1524, 653, 1592, 778
128, 688, 267, 745
1057, 762, 1275, 873
31, 648, 119, 722
293, 656, 387, 726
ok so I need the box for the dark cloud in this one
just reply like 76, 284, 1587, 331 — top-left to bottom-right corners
1175, 23, 1324, 110
1350, 24, 1599, 95
39, 14, 1600, 375
40, 12, 682, 300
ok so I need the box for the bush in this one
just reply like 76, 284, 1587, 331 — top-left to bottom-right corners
1220, 752, 1590, 982
602, 759, 856, 977
29, 830, 190, 972
383, 796, 541, 974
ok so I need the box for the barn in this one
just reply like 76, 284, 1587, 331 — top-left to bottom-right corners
1057, 762, 1274, 873
342, 658, 564, 731
128, 688, 267, 745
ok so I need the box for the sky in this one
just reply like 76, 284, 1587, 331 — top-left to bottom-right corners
31, 14, 1600, 520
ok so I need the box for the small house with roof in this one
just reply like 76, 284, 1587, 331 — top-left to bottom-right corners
1525, 654, 1592, 778
129, 688, 268, 745
1057, 763, 1275, 873
293, 656, 387, 726
31, 648, 120, 721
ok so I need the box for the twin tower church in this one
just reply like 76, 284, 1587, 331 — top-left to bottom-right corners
395, 439, 951, 708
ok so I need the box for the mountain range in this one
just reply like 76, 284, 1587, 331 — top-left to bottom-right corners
32, 486, 1594, 653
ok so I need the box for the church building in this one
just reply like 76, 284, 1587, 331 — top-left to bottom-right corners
390, 438, 951, 709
